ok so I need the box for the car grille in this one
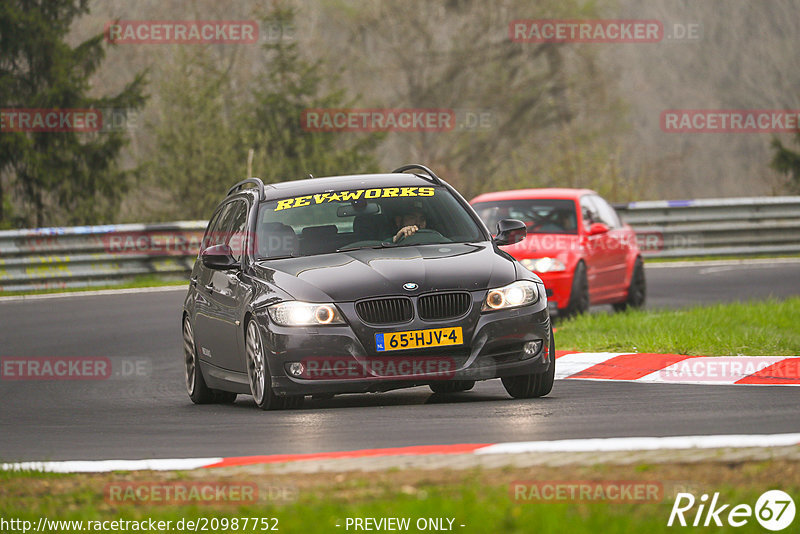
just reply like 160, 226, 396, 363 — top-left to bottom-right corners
418, 292, 471, 320
356, 297, 413, 324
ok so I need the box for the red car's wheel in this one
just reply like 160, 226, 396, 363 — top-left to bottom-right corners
613, 257, 646, 312
562, 262, 589, 317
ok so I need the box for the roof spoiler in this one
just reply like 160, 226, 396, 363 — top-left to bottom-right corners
391, 164, 444, 186
227, 177, 266, 201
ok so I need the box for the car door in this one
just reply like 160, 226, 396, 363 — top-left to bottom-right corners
591, 195, 629, 292
192, 203, 229, 367
203, 198, 252, 372
580, 195, 616, 300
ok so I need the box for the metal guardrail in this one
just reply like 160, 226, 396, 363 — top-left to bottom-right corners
1, 196, 798, 291
0, 222, 206, 292
615, 196, 800, 258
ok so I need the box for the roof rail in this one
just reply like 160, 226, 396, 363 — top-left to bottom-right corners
227, 177, 266, 201
391, 164, 444, 185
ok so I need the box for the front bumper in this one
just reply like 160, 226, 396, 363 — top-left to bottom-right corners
259, 291, 551, 396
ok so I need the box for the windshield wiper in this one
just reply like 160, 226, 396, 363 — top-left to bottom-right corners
336, 242, 395, 253
258, 253, 299, 260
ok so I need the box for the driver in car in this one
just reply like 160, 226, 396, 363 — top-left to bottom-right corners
392, 202, 427, 242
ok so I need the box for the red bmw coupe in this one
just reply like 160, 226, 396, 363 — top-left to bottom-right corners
471, 188, 645, 316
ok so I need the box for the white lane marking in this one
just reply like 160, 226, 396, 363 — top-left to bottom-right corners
555, 352, 631, 379
698, 266, 734, 275
646, 257, 800, 269
4, 433, 800, 473
475, 433, 800, 455
0, 285, 187, 303
1, 457, 222, 473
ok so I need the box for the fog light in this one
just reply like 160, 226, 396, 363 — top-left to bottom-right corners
287, 362, 305, 377
523, 340, 543, 359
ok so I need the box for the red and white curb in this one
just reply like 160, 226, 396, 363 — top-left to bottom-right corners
3, 433, 799, 473
554, 351, 800, 385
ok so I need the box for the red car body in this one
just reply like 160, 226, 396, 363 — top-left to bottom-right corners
470, 188, 644, 315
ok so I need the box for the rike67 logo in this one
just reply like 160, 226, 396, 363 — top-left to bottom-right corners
668, 490, 795, 531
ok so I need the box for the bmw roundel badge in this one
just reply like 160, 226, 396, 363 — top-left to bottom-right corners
403, 282, 418, 291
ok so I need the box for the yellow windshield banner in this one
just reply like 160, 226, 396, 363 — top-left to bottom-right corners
274, 186, 434, 211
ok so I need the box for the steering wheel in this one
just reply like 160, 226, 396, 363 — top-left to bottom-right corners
394, 228, 445, 244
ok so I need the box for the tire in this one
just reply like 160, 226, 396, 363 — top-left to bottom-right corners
245, 319, 281, 410
183, 316, 237, 404
429, 380, 475, 394
215, 391, 238, 404
613, 257, 646, 312
501, 330, 555, 399
562, 262, 589, 318
245, 319, 303, 410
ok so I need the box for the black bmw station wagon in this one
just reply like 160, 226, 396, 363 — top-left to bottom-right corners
182, 165, 555, 410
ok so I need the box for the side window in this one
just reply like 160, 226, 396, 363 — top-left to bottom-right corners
210, 203, 237, 247
580, 196, 599, 231
202, 205, 229, 250
592, 196, 621, 228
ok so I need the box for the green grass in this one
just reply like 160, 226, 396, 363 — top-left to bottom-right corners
0, 471, 787, 534
555, 298, 800, 355
0, 275, 187, 297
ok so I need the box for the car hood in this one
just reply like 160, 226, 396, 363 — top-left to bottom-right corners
252, 242, 516, 302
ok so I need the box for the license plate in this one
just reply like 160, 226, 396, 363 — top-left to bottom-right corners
375, 327, 463, 352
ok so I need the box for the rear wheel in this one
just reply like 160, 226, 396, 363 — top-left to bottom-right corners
183, 316, 236, 404
501, 330, 555, 399
429, 380, 475, 394
613, 257, 646, 312
562, 262, 589, 318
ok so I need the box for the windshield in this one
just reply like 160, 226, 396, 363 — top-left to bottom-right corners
255, 185, 485, 259
472, 199, 578, 235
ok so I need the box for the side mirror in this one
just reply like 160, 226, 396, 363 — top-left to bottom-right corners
201, 244, 238, 270
494, 219, 527, 246
588, 222, 610, 236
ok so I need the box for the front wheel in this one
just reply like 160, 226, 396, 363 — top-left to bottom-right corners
501, 330, 555, 399
245, 319, 303, 410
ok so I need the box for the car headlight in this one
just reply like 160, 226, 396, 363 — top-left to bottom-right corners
267, 301, 345, 326
482, 280, 539, 311
520, 257, 566, 273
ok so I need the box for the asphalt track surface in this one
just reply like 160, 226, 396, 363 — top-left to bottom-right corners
1, 261, 799, 462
